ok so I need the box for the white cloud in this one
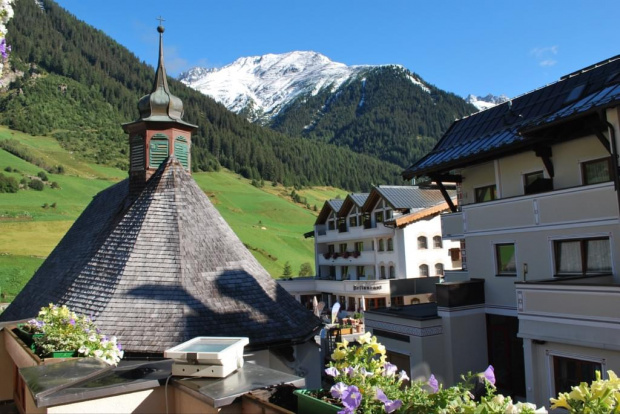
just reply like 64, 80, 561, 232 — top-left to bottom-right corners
530, 46, 559, 67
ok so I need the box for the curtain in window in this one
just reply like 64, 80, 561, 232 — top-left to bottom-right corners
587, 239, 611, 272
557, 241, 582, 273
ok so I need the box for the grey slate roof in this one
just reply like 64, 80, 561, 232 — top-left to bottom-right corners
403, 55, 620, 178
366, 185, 453, 211
0, 158, 321, 353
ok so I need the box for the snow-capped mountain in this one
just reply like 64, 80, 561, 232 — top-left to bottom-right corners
465, 93, 510, 111
178, 51, 430, 123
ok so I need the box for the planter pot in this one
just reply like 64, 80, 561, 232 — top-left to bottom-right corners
47, 351, 79, 358
294, 389, 342, 414
339, 327, 353, 335
13, 326, 43, 352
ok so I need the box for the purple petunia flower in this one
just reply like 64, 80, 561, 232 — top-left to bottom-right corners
483, 365, 495, 385
330, 382, 348, 399
428, 374, 439, 393
376, 388, 402, 413
117, 343, 122, 351
341, 385, 361, 411
343, 366, 355, 377
325, 367, 340, 377
398, 370, 409, 382
69, 318, 76, 326
383, 362, 398, 377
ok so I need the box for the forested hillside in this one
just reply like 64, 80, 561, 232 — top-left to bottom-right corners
270, 65, 476, 168
1, 0, 403, 191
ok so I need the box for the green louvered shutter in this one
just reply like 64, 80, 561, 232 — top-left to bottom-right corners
149, 134, 169, 168
174, 136, 189, 170
130, 135, 145, 171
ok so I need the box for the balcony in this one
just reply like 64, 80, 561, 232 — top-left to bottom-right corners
318, 250, 375, 265
456, 182, 617, 235
441, 212, 464, 239
515, 275, 620, 348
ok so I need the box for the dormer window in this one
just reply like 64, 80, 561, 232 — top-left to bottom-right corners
349, 215, 358, 227
375, 211, 384, 224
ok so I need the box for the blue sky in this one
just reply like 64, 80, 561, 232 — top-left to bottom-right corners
55, 0, 619, 99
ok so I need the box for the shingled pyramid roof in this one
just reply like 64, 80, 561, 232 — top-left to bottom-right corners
0, 158, 321, 353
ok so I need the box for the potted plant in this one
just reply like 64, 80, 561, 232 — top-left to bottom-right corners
343, 251, 350, 259
19, 303, 124, 365
323, 252, 332, 259
314, 332, 547, 413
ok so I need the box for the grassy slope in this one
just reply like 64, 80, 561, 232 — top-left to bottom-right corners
0, 127, 342, 301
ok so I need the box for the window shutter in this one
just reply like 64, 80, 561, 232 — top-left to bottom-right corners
149, 134, 169, 168
174, 136, 189, 170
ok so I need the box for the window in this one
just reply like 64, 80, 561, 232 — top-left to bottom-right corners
375, 211, 384, 224
495, 243, 517, 275
385, 210, 393, 220
387, 238, 394, 251
523, 170, 552, 194
435, 263, 444, 276
380, 266, 386, 279
328, 245, 335, 254
475, 185, 497, 203
582, 157, 612, 185
391, 296, 404, 306
365, 297, 386, 310
329, 266, 336, 278
341, 266, 349, 279
418, 236, 428, 250
378, 239, 385, 252
349, 215, 358, 227
357, 266, 365, 277
328, 221, 335, 230
339, 243, 347, 254
553, 355, 602, 395
355, 241, 364, 252
419, 264, 429, 277
130, 135, 145, 171
389, 265, 395, 279
338, 218, 347, 233
555, 237, 611, 276
433, 236, 443, 249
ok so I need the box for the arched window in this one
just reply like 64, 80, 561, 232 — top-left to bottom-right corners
418, 236, 428, 250
379, 239, 385, 252
419, 264, 429, 277
380, 266, 386, 279
149, 133, 169, 168
174, 136, 189, 170
389, 265, 395, 279
433, 236, 443, 249
435, 263, 444, 276
387, 238, 394, 251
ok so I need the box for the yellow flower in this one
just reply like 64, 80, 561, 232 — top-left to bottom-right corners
568, 383, 587, 402
332, 348, 347, 360
337, 338, 349, 348
550, 394, 571, 410
357, 332, 372, 345
370, 342, 386, 355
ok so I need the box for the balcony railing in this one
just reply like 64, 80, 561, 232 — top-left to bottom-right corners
455, 182, 617, 235
515, 275, 620, 346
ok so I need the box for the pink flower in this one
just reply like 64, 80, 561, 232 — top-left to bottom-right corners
483, 365, 495, 385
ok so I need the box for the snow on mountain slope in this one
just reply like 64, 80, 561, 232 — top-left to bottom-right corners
178, 51, 430, 123
465, 93, 510, 111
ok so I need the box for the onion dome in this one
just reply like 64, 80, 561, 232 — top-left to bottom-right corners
137, 24, 185, 122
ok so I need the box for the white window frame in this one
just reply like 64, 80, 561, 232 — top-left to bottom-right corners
546, 349, 606, 400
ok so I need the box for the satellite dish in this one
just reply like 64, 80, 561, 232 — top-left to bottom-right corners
331, 302, 341, 324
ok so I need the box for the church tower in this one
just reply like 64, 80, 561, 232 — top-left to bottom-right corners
122, 22, 197, 195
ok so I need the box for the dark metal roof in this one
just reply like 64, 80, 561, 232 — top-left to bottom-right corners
403, 55, 620, 178
337, 193, 369, 218
315, 199, 344, 225
364, 185, 453, 211
0, 158, 321, 353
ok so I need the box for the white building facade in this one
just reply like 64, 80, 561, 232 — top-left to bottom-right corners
402, 56, 620, 407
281, 186, 460, 312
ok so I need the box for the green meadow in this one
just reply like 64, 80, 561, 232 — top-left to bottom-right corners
0, 127, 341, 301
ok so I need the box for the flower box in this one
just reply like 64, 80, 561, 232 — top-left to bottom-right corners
294, 389, 342, 414
323, 252, 332, 259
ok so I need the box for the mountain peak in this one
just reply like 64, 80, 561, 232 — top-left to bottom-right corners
465, 93, 510, 111
178, 51, 383, 123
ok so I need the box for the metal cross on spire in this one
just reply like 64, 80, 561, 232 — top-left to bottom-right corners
157, 16, 165, 26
